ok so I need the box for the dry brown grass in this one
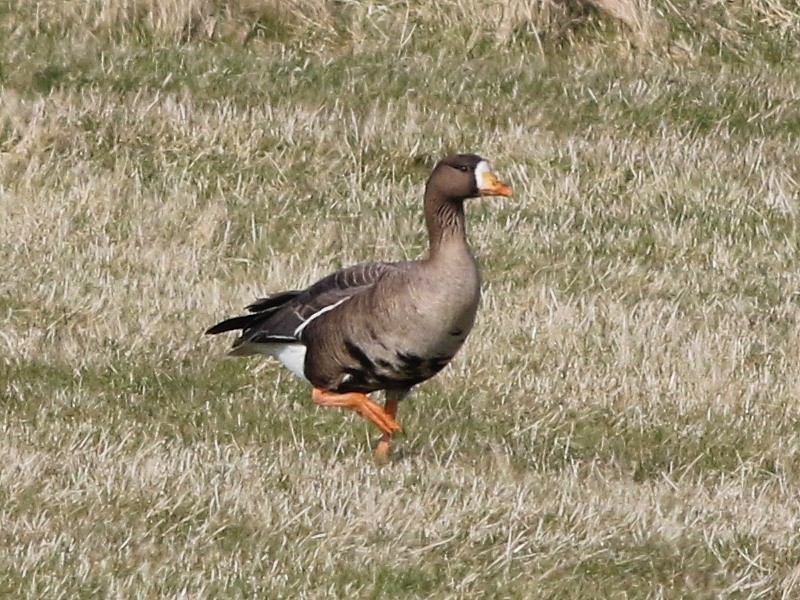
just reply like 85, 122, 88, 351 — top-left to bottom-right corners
12, 0, 670, 47
2, 0, 800, 597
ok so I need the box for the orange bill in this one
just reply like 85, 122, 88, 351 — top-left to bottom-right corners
478, 171, 513, 197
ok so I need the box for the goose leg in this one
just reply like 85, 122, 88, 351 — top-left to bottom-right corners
374, 397, 399, 461
374, 389, 408, 461
311, 388, 401, 436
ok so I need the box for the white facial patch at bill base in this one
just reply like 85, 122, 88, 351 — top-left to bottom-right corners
474, 160, 492, 190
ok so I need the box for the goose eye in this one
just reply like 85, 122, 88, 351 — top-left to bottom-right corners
458, 165, 468, 172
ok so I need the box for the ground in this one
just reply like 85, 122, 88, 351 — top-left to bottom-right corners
2, 0, 800, 597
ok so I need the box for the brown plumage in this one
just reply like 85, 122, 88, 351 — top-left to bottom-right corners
206, 153, 512, 459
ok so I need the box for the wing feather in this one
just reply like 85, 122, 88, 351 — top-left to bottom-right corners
206, 261, 404, 351
246, 261, 402, 342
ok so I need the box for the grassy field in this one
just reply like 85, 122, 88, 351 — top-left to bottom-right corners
2, 0, 800, 597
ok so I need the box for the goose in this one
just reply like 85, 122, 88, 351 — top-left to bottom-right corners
206, 154, 512, 459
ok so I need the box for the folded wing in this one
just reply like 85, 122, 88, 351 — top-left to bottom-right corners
205, 261, 402, 353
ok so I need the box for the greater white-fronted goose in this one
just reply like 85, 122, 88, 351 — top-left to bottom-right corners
206, 154, 512, 459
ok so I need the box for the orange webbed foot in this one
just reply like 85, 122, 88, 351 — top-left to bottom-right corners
312, 388, 401, 436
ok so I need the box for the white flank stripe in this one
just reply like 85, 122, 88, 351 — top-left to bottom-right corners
294, 297, 350, 337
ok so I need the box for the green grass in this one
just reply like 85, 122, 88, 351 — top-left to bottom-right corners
2, 0, 800, 597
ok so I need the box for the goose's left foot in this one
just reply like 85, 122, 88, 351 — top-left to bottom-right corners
311, 388, 401, 436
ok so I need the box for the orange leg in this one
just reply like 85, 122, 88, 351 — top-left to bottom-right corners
311, 388, 401, 436
374, 396, 400, 461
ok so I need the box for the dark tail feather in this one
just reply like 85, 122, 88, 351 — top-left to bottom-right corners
205, 313, 263, 335
246, 290, 301, 313
207, 290, 301, 335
